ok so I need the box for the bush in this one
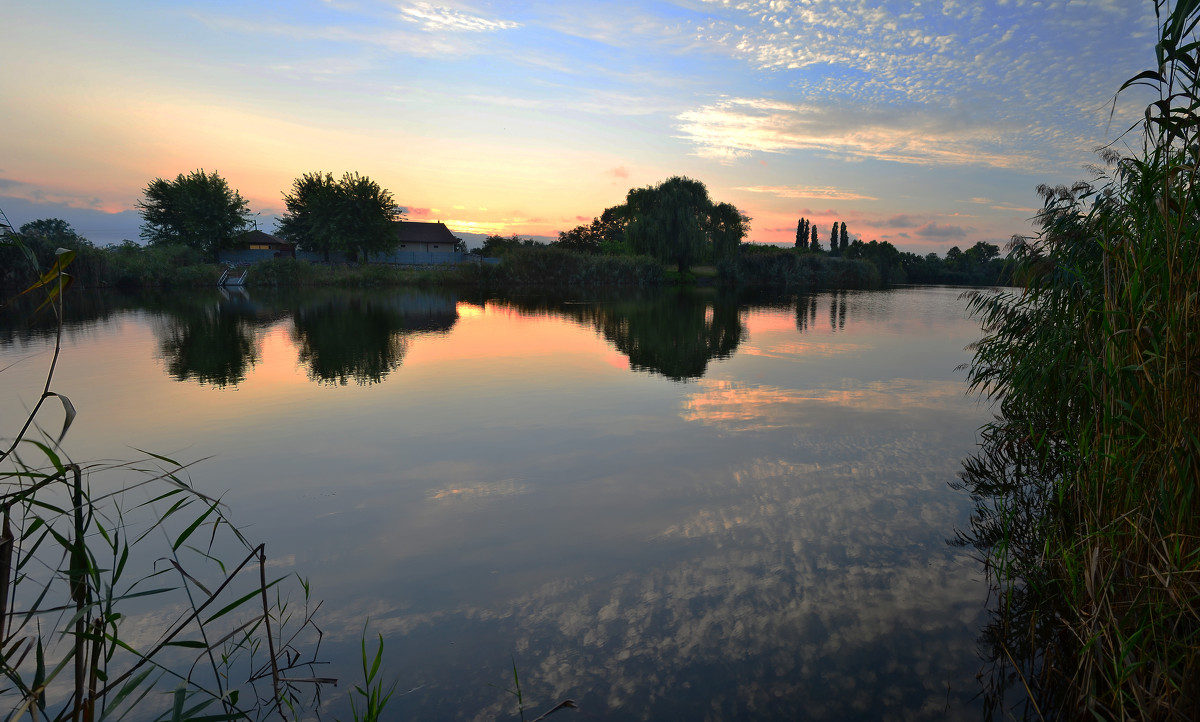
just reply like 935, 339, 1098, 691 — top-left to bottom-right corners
724, 249, 880, 290
454, 246, 665, 288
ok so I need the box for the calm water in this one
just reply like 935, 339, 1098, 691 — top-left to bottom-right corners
0, 285, 992, 721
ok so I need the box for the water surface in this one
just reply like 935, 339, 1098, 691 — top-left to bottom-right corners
0, 285, 991, 721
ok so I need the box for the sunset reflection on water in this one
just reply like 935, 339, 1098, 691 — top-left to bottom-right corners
0, 285, 991, 720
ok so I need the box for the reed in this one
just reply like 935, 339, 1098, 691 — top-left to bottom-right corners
961, 2, 1200, 717
0, 235, 336, 720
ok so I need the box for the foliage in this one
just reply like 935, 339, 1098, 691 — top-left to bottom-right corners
794, 217, 810, 249
720, 246, 880, 290
277, 172, 401, 264
460, 245, 665, 288
958, 2, 1200, 715
479, 233, 543, 258
138, 170, 253, 262
624, 176, 748, 272
554, 205, 629, 255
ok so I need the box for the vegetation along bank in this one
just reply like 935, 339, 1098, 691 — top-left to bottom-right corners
2, 172, 1009, 292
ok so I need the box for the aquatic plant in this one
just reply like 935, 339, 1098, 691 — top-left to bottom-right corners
0, 228, 335, 720
960, 1, 1200, 717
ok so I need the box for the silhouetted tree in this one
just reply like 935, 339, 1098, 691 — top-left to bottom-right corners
810, 225, 820, 252
624, 176, 747, 272
839, 222, 848, 254
795, 217, 810, 248
711, 202, 750, 263
278, 172, 401, 263
138, 169, 253, 261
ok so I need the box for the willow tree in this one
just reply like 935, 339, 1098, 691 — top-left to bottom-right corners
624, 176, 747, 272
710, 202, 749, 263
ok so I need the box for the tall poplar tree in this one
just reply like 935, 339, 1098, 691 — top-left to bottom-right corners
839, 222, 848, 254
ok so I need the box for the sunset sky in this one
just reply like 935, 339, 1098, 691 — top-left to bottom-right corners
1, 0, 1159, 253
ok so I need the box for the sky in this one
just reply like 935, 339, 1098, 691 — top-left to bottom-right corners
0, 0, 1162, 254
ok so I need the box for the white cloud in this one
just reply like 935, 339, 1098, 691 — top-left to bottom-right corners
685, 0, 1157, 171
735, 185, 877, 201
676, 97, 1035, 168
397, 2, 520, 32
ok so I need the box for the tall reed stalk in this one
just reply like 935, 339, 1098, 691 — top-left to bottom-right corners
960, 1, 1200, 718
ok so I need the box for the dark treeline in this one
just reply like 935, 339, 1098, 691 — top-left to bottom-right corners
791, 216, 1008, 285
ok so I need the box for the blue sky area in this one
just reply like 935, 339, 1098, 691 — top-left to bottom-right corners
1, 0, 1160, 252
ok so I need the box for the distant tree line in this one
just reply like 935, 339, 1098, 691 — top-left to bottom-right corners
788, 214, 1008, 285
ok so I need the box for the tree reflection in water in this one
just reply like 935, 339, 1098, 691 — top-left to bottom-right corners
154, 290, 276, 387
291, 291, 458, 386
150, 288, 460, 388
505, 290, 744, 381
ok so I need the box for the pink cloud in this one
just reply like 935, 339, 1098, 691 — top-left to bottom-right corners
403, 206, 432, 218
607, 166, 630, 179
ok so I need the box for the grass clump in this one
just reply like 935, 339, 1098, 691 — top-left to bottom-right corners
960, 2, 1200, 717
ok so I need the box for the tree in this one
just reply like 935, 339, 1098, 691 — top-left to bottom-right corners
624, 177, 748, 272
555, 224, 602, 254
12, 219, 93, 273
277, 172, 340, 262
795, 217, 809, 248
336, 173, 401, 263
481, 233, 539, 257
945, 245, 965, 271
829, 223, 839, 255
277, 172, 401, 263
964, 241, 1001, 265
810, 225, 820, 252
710, 202, 750, 263
839, 222, 848, 254
19, 218, 86, 247
138, 170, 253, 262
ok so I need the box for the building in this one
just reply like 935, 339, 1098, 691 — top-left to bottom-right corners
393, 221, 461, 254
219, 230, 296, 265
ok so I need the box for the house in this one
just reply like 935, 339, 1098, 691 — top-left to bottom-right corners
393, 221, 461, 254
219, 230, 296, 265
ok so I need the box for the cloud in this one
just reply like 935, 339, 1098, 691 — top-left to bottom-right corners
402, 206, 432, 218
735, 185, 877, 201
575, 215, 590, 222
915, 222, 969, 239
882, 214, 920, 229
398, 3, 519, 32
607, 166, 630, 179
687, 0, 1156, 172
676, 98, 1035, 168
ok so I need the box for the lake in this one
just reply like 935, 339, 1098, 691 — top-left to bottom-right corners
0, 285, 992, 721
